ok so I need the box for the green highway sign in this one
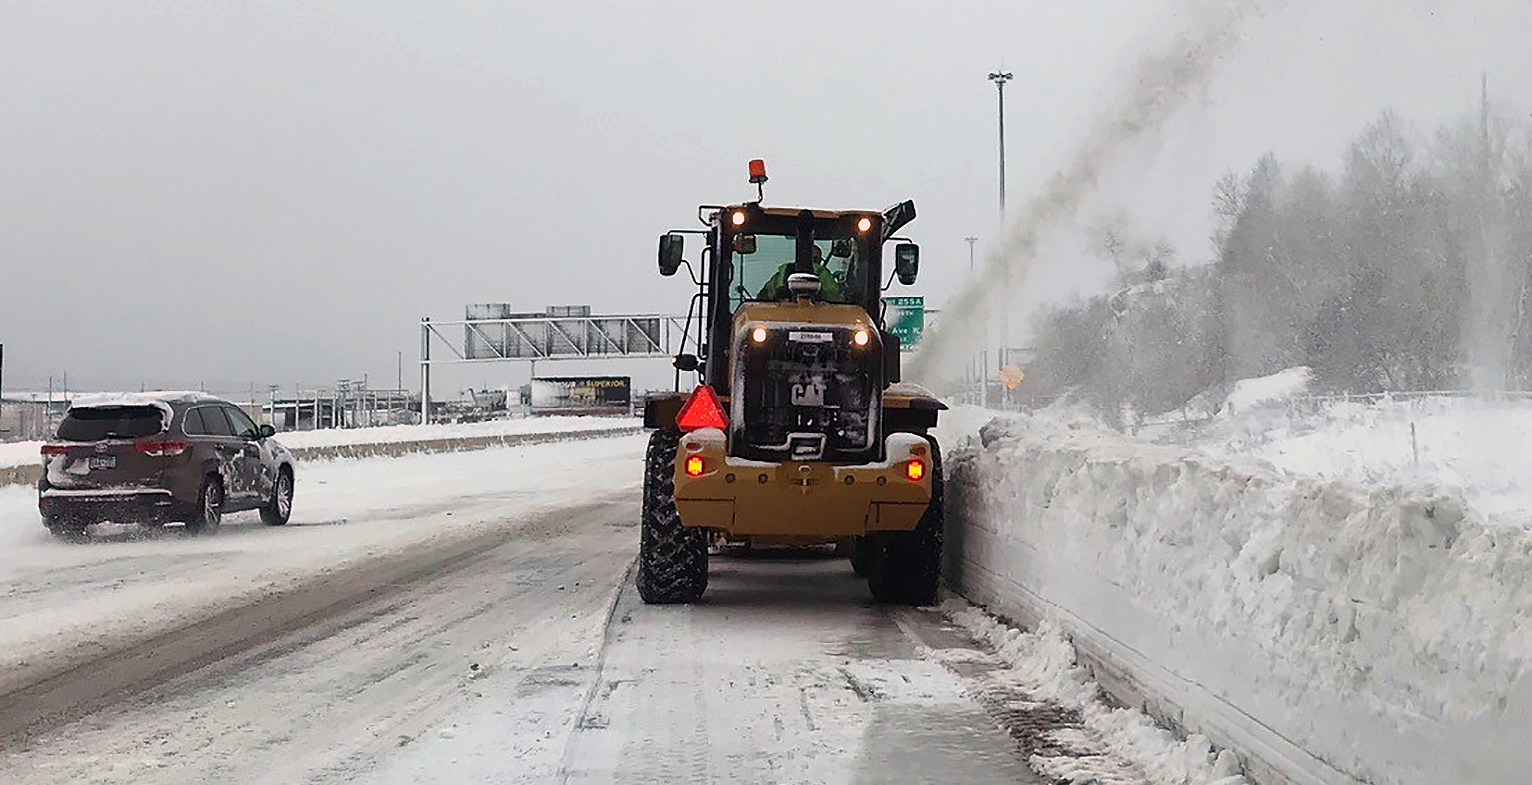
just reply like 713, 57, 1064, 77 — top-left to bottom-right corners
885, 296, 924, 348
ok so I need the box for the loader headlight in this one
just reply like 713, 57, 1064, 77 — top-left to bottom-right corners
853, 329, 870, 347
752, 326, 769, 344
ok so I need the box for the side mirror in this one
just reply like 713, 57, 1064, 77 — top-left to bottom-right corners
658, 233, 685, 277
258, 423, 276, 439
894, 243, 920, 285
673, 353, 699, 372
732, 234, 757, 255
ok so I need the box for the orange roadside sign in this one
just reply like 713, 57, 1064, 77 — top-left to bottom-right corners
999, 365, 1025, 391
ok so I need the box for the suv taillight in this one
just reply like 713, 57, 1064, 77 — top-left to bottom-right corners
136, 440, 190, 457
40, 444, 70, 456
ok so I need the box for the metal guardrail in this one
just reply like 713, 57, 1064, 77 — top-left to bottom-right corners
1288, 389, 1532, 405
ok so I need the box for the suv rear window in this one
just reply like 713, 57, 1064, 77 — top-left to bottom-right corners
56, 406, 167, 442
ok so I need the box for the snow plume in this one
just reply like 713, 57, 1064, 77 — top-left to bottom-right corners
909, 0, 1284, 389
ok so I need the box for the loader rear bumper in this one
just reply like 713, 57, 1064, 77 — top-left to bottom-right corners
672, 429, 932, 537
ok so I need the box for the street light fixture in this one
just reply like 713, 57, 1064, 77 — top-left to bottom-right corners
965, 236, 985, 398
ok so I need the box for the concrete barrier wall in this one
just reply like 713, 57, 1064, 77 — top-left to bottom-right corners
944, 417, 1532, 785
1, 464, 39, 488
0, 427, 641, 489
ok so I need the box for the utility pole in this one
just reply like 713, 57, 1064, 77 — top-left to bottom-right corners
1481, 72, 1491, 180
964, 236, 983, 400
420, 317, 431, 426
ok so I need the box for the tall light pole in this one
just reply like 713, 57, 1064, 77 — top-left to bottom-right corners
989, 70, 1013, 213
989, 69, 1013, 380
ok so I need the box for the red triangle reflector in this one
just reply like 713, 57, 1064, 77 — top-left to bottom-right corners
676, 385, 727, 431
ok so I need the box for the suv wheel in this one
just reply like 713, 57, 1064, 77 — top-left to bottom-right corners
185, 476, 224, 535
45, 516, 89, 542
260, 468, 294, 526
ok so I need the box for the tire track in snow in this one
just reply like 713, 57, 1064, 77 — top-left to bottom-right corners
0, 498, 617, 744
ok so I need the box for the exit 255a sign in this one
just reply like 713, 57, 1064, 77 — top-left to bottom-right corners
885, 297, 924, 348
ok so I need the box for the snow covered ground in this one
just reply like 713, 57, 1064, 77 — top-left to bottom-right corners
944, 600, 1247, 785
0, 415, 1279, 785
0, 415, 636, 469
0, 433, 647, 688
942, 403, 1532, 785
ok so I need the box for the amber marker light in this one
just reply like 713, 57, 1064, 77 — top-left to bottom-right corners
686, 456, 705, 477
732, 211, 746, 226
857, 217, 872, 233
905, 460, 926, 482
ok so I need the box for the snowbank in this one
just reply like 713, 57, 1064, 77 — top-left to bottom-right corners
944, 413, 1532, 785
944, 599, 1248, 785
1171, 395, 1532, 523
1222, 367, 1311, 414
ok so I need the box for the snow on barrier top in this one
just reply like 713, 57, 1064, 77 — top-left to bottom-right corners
943, 411, 1532, 785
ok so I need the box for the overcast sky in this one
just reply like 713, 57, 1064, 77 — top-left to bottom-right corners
2, 1, 1530, 396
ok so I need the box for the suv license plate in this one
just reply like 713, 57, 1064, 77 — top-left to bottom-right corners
89, 456, 117, 470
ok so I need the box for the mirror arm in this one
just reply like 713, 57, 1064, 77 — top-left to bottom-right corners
881, 268, 899, 292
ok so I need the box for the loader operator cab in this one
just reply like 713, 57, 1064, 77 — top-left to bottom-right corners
658, 195, 921, 396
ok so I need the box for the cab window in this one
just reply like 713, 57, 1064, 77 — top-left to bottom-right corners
730, 235, 864, 313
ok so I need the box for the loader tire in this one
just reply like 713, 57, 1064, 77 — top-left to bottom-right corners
637, 429, 708, 604
867, 437, 943, 606
849, 536, 870, 577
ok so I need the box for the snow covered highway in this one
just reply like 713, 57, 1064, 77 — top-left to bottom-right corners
7, 399, 1520, 785
0, 432, 1064, 785
0, 425, 1224, 785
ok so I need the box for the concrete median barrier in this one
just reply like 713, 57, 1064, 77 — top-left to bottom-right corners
0, 426, 643, 489
946, 415, 1532, 785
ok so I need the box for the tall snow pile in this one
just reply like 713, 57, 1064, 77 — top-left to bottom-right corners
1172, 395, 1532, 522
944, 413, 1532, 785
1220, 367, 1311, 414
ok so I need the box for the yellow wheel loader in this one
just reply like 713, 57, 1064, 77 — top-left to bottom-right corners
639, 160, 946, 605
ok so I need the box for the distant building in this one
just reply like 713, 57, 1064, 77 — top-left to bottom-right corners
0, 394, 71, 442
